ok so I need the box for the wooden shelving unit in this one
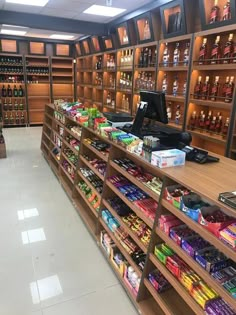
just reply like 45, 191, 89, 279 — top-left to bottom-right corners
41, 104, 236, 315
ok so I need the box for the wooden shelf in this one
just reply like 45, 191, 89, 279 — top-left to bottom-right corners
50, 150, 60, 164
61, 152, 76, 170
77, 169, 102, 200
144, 279, 195, 315
156, 227, 236, 307
162, 200, 236, 261
102, 199, 148, 254
60, 164, 74, 184
49, 159, 59, 178
135, 66, 156, 72
167, 122, 183, 130
159, 66, 188, 71
165, 95, 185, 102
99, 218, 142, 278
189, 98, 232, 109
187, 129, 226, 144
110, 161, 160, 202
106, 180, 154, 229
75, 186, 98, 218
193, 63, 236, 71
45, 112, 53, 120
42, 131, 51, 142
82, 140, 109, 162
80, 155, 105, 181
60, 176, 73, 199
52, 129, 63, 141
64, 127, 81, 141
62, 138, 79, 156
42, 139, 50, 151
53, 118, 64, 128
28, 96, 50, 99
149, 253, 205, 315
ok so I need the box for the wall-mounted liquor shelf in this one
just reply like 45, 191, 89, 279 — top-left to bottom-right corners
41, 104, 236, 315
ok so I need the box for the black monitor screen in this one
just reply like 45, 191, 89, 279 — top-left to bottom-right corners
140, 90, 168, 124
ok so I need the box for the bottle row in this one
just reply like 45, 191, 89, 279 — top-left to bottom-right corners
188, 110, 229, 136
209, 0, 231, 24
0, 76, 24, 83
2, 98, 25, 111
0, 57, 23, 65
135, 72, 155, 91
120, 50, 134, 68
1, 85, 24, 98
194, 76, 234, 103
199, 34, 236, 65
0, 67, 24, 74
105, 55, 116, 70
26, 67, 49, 75
3, 112, 26, 125
139, 48, 157, 68
162, 42, 190, 67
106, 92, 115, 107
162, 74, 187, 96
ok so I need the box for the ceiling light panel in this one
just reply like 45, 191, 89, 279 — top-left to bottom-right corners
50, 34, 74, 40
83, 5, 126, 17
1, 29, 27, 35
6, 0, 49, 6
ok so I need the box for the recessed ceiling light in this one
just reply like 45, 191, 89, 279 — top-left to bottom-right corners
50, 34, 74, 40
1, 29, 27, 35
6, 0, 49, 6
83, 5, 126, 17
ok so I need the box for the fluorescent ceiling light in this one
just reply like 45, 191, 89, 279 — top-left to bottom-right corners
6, 0, 49, 6
1, 29, 27, 35
2, 24, 28, 29
83, 5, 126, 17
50, 34, 74, 40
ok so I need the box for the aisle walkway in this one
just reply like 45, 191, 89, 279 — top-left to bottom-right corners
0, 127, 138, 315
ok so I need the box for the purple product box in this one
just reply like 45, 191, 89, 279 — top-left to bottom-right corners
169, 224, 196, 246
181, 235, 212, 258
195, 248, 229, 273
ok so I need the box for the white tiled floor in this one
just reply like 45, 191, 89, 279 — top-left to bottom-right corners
0, 127, 138, 315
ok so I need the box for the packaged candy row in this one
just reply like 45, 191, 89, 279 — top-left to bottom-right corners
84, 138, 110, 158
67, 124, 82, 139
108, 175, 158, 221
65, 135, 80, 151
154, 243, 235, 312
159, 214, 236, 299
79, 167, 103, 194
113, 157, 162, 196
77, 180, 100, 212
148, 269, 171, 293
82, 154, 107, 177
63, 148, 78, 167
165, 185, 236, 247
62, 160, 75, 180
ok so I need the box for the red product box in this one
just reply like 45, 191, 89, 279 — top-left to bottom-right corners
159, 214, 176, 231
163, 219, 182, 235
165, 185, 191, 209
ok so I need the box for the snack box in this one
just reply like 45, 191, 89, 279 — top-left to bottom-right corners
211, 266, 236, 284
169, 224, 197, 246
219, 223, 236, 249
180, 193, 209, 222
165, 184, 191, 209
195, 248, 229, 273
198, 206, 236, 237
151, 149, 186, 169
148, 269, 171, 293
154, 244, 175, 265
181, 235, 213, 258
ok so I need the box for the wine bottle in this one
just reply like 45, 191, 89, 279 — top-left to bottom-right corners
20, 112, 25, 124
19, 99, 24, 110
194, 76, 202, 99
222, 76, 230, 98
148, 49, 152, 67
173, 76, 179, 96
211, 36, 221, 64
139, 48, 144, 67
210, 76, 220, 101
143, 48, 149, 67
15, 112, 20, 125
162, 74, 168, 94
14, 99, 18, 111
135, 73, 141, 90
183, 42, 190, 66
210, 0, 220, 24
18, 85, 24, 97
2, 85, 7, 97
222, 117, 229, 137
183, 79, 187, 96
201, 76, 210, 100
7, 84, 12, 97
106, 92, 111, 106
8, 98, 12, 111
189, 111, 197, 130
163, 43, 169, 67
9, 112, 14, 124
13, 85, 18, 97
222, 1, 231, 21
3, 98, 8, 111
4, 113, 8, 125
223, 34, 234, 64
173, 42, 180, 66
205, 111, 213, 131
199, 38, 208, 65
225, 76, 234, 103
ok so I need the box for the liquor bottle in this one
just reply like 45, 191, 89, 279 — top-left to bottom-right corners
222, 117, 229, 137
162, 74, 168, 94
201, 76, 210, 100
209, 116, 217, 133
3, 98, 8, 111
216, 115, 223, 133
4, 113, 8, 125
148, 49, 152, 67
125, 98, 129, 111
123, 73, 127, 89
14, 99, 18, 111
9, 112, 14, 124
20, 112, 25, 124
19, 99, 24, 110
183, 79, 187, 96
13, 85, 18, 97
15, 112, 20, 125
222, 1, 231, 21
183, 42, 190, 66
126, 74, 131, 89
109, 75, 115, 88
210, 0, 220, 24
225, 76, 234, 103
139, 48, 144, 67
143, 48, 149, 67
7, 84, 12, 97
222, 76, 230, 97
153, 49, 157, 66
199, 38, 208, 65
194, 76, 202, 99
173, 76, 179, 96
122, 94, 126, 108
199, 111, 205, 129
121, 50, 124, 66
190, 111, 197, 130
210, 76, 220, 101
122, 29, 129, 44
175, 105, 181, 125
173, 42, 180, 66
205, 111, 213, 131
8, 98, 12, 111
106, 55, 110, 69
98, 57, 102, 70
135, 73, 141, 90
167, 103, 172, 121
110, 55, 115, 69
163, 43, 169, 66
1, 85, 7, 97
127, 50, 132, 67
124, 50, 128, 66
143, 20, 151, 40
111, 99, 115, 108
106, 92, 111, 106
222, 34, 234, 64
18, 85, 24, 97
211, 36, 221, 64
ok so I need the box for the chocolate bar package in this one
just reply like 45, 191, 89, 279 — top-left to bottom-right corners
219, 191, 236, 210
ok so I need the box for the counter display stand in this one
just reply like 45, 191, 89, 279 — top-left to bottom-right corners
41, 103, 236, 315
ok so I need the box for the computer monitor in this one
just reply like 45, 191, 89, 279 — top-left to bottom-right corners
140, 90, 168, 124
131, 90, 168, 135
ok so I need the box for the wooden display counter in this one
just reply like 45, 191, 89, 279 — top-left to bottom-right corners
41, 104, 236, 315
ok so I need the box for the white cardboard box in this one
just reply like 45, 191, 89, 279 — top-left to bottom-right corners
151, 149, 186, 168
